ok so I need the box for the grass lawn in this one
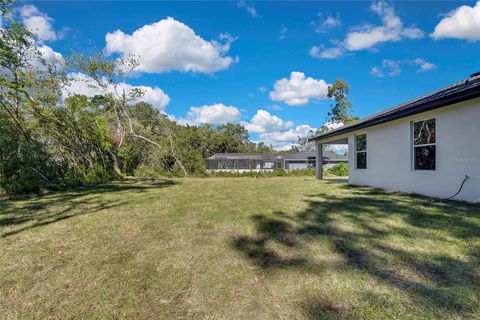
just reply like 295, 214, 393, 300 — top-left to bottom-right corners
1, 177, 479, 319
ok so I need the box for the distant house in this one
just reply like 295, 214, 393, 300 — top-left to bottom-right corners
205, 153, 283, 172
310, 72, 480, 202
283, 150, 347, 170
205, 151, 347, 172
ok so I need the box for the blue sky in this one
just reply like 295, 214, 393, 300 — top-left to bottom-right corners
17, 1, 480, 149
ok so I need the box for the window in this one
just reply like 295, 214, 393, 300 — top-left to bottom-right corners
264, 161, 274, 169
355, 134, 367, 169
413, 118, 436, 170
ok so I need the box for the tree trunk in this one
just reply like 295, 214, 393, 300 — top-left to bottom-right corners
108, 149, 122, 175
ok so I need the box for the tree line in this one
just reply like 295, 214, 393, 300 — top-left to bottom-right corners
0, 1, 356, 194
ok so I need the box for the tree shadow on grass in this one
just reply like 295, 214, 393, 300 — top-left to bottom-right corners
233, 214, 307, 269
0, 179, 178, 238
231, 184, 480, 318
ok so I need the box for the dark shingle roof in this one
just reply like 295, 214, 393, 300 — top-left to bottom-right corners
310, 72, 480, 142
283, 150, 347, 161
283, 151, 316, 160
323, 151, 348, 161
207, 153, 281, 160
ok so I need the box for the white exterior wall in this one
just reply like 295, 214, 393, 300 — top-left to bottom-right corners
318, 98, 480, 203
287, 162, 310, 170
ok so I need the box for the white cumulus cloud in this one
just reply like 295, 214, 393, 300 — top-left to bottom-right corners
23, 44, 63, 72
269, 72, 329, 106
19, 4, 64, 42
345, 1, 423, 50
37, 45, 62, 64
257, 121, 349, 151
1, 6, 65, 72
323, 121, 345, 131
431, 1, 480, 42
63, 73, 170, 111
371, 58, 436, 77
311, 1, 424, 59
179, 103, 241, 125
309, 46, 343, 59
174, 107, 334, 151
105, 17, 237, 74
257, 125, 316, 150
174, 104, 321, 151
241, 110, 293, 134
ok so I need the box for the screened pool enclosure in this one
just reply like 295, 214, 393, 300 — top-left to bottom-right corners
205, 153, 283, 171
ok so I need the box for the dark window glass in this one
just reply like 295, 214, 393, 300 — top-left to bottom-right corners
414, 119, 435, 145
414, 146, 436, 170
355, 134, 367, 169
357, 152, 367, 169
356, 134, 367, 151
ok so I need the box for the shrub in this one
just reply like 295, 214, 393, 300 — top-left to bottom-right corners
205, 168, 315, 178
0, 120, 59, 194
329, 163, 349, 176
133, 165, 168, 178
272, 168, 287, 176
286, 168, 316, 176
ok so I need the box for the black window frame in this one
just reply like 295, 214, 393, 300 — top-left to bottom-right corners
355, 134, 367, 170
412, 118, 436, 171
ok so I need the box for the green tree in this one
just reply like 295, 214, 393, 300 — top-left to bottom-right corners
36, 95, 117, 184
326, 78, 359, 125
297, 129, 315, 152
66, 52, 188, 176
0, 10, 62, 192
215, 123, 249, 153
0, 6, 117, 193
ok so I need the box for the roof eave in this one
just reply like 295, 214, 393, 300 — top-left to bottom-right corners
309, 85, 480, 142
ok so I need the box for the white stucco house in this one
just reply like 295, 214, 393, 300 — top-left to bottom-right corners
310, 72, 480, 203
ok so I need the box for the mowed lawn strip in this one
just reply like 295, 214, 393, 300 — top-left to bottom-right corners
1, 177, 479, 319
